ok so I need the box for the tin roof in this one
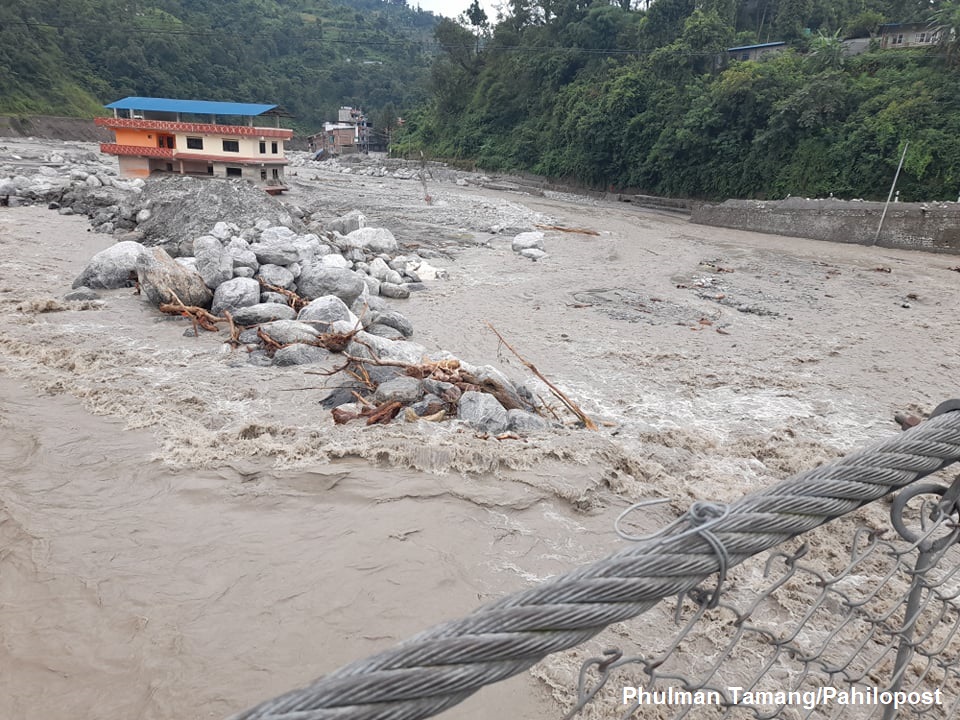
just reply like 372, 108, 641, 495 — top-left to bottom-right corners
105, 97, 278, 116
727, 41, 787, 51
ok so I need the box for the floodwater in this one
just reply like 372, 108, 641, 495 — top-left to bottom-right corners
1, 163, 959, 720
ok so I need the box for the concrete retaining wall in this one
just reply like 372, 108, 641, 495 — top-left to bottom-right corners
691, 198, 960, 255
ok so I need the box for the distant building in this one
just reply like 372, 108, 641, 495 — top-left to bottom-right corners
309, 107, 370, 156
879, 23, 941, 49
95, 97, 294, 193
726, 41, 787, 61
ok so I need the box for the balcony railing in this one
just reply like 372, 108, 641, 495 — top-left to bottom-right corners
95, 116, 293, 139
100, 143, 175, 158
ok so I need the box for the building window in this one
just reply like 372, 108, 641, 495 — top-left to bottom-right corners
892, 33, 904, 45
223, 140, 240, 152
271, 142, 278, 154
187, 137, 203, 150
260, 169, 267, 180
207, 165, 214, 175
259, 141, 266, 153
272, 168, 280, 179
226, 167, 242, 177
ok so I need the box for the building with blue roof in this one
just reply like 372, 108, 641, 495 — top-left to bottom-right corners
94, 96, 294, 193
726, 41, 787, 62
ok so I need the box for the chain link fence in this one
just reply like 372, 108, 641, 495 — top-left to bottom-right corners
549, 476, 960, 720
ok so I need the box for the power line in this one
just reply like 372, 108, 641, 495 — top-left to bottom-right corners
11, 20, 737, 58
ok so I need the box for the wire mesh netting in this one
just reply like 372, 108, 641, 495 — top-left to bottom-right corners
543, 478, 960, 720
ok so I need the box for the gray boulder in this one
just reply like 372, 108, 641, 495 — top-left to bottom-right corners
373, 377, 423, 405
458, 392, 509, 434
210, 221, 236, 240
72, 240, 149, 289
379, 282, 410, 300
249, 241, 298, 266
193, 235, 234, 289
225, 238, 259, 272
520, 248, 548, 261
261, 291, 289, 304
231, 303, 297, 325
507, 409, 551, 433
327, 210, 366, 235
258, 319, 321, 345
63, 287, 101, 302
274, 344, 332, 366
347, 331, 426, 365
136, 247, 213, 308
344, 227, 399, 254
512, 231, 545, 252
259, 226, 297, 244
297, 266, 365, 305
372, 310, 414, 337
365, 323, 404, 339
211, 277, 262, 315
368, 257, 391, 281
319, 254, 351, 270
297, 295, 357, 326
257, 263, 295, 289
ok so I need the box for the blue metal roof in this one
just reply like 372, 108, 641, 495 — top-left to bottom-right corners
727, 41, 787, 51
105, 97, 278, 116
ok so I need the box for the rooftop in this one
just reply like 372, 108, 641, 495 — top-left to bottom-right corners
105, 97, 279, 117
727, 41, 787, 51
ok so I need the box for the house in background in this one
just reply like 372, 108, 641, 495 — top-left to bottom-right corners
309, 106, 370, 156
726, 41, 787, 61
95, 97, 294, 193
879, 23, 941, 49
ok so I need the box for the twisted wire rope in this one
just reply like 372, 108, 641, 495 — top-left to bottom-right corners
233, 408, 960, 720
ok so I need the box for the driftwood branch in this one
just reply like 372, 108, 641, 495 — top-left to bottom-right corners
535, 223, 600, 237
258, 278, 309, 311
485, 322, 598, 431
159, 291, 224, 332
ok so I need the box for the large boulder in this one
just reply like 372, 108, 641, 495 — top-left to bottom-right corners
346, 331, 426, 365
72, 240, 149, 289
371, 310, 414, 337
257, 319, 321, 345
458, 392, 509, 434
326, 210, 366, 235
224, 238, 259, 272
136, 247, 213, 308
257, 263, 295, 289
512, 231, 545, 253
211, 277, 261, 315
273, 344, 332, 367
297, 266, 365, 305
297, 296, 358, 327
344, 227, 399, 255
249, 240, 298, 266
373, 377, 423, 405
193, 235, 234, 289
231, 303, 297, 325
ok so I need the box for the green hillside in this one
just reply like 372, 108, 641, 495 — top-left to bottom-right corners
398, 0, 960, 201
0, 0, 438, 130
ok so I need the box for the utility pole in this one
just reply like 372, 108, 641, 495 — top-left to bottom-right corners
874, 141, 909, 245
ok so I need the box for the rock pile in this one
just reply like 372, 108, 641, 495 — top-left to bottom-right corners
70, 207, 564, 436
0, 147, 144, 219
